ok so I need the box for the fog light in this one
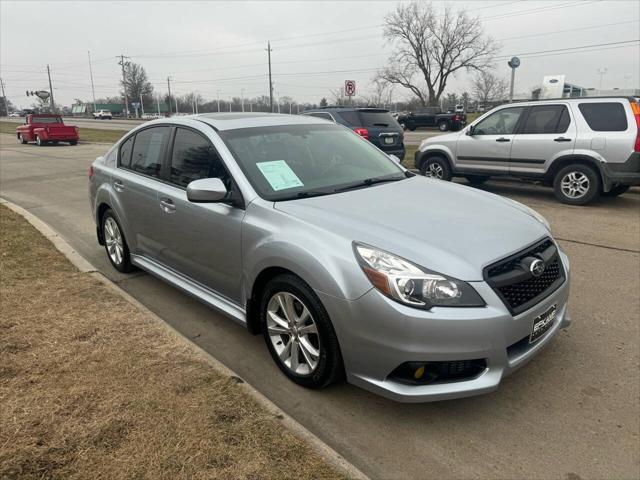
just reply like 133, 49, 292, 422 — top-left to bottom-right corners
414, 365, 425, 380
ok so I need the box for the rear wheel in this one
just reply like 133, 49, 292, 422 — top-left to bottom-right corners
553, 164, 600, 205
602, 184, 630, 197
260, 274, 343, 389
420, 156, 452, 181
35, 135, 45, 146
69, 140, 78, 146
101, 209, 133, 273
438, 121, 450, 132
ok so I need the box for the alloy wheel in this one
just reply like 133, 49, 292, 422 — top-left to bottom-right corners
104, 217, 124, 265
560, 171, 590, 199
266, 292, 320, 375
425, 162, 444, 179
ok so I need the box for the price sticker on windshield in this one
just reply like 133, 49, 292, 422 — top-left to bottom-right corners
256, 160, 304, 191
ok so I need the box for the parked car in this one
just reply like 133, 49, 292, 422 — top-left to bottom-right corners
16, 114, 79, 146
93, 109, 113, 120
8, 112, 21, 117
302, 106, 405, 160
415, 97, 640, 205
454, 105, 465, 114
397, 107, 467, 132
89, 113, 571, 402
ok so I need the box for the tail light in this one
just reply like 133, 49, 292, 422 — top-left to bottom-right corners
88, 165, 94, 179
353, 127, 369, 140
630, 101, 640, 152
453, 115, 461, 122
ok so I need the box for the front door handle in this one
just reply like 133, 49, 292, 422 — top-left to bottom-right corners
496, 137, 510, 143
113, 180, 125, 192
554, 137, 572, 142
159, 198, 176, 213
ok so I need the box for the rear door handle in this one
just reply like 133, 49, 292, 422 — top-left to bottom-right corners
554, 137, 572, 142
496, 137, 510, 143
113, 180, 125, 192
159, 198, 176, 213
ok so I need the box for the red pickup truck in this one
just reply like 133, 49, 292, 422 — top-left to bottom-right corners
16, 114, 79, 146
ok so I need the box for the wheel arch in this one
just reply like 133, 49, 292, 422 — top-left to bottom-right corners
245, 266, 296, 334
547, 154, 607, 189
415, 147, 454, 171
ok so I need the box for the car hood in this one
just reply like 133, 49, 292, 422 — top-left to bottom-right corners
275, 176, 549, 281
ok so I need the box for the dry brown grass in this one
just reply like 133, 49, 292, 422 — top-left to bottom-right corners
0, 205, 346, 480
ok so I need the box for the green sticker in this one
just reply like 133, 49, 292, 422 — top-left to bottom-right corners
256, 160, 304, 191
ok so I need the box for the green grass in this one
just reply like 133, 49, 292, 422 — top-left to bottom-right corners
0, 121, 127, 143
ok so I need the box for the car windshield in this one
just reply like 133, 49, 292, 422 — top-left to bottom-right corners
33, 116, 62, 123
219, 124, 406, 201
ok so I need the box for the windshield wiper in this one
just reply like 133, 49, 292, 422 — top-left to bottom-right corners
276, 190, 333, 201
333, 176, 404, 193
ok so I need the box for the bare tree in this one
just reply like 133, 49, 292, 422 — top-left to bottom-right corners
380, 1, 498, 106
120, 62, 154, 108
364, 77, 394, 107
472, 70, 509, 107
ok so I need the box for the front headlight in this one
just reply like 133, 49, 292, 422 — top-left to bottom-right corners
353, 243, 485, 309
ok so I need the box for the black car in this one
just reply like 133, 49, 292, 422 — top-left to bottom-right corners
302, 106, 405, 160
397, 107, 466, 132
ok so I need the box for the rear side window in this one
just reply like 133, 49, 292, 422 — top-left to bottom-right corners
130, 126, 170, 178
119, 136, 134, 167
578, 102, 628, 131
358, 111, 397, 128
521, 105, 570, 134
336, 111, 361, 126
169, 128, 230, 188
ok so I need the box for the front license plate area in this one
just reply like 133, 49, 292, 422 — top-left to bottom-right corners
529, 304, 557, 344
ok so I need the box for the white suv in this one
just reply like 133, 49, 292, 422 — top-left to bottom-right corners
93, 109, 113, 120
415, 97, 640, 205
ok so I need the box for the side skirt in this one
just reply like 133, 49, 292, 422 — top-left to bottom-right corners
131, 254, 246, 326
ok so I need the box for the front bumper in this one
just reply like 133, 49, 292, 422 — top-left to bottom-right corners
318, 250, 571, 402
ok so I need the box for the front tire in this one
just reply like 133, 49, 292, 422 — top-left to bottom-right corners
553, 164, 600, 205
17, 134, 27, 144
602, 184, 630, 197
420, 156, 452, 181
35, 135, 45, 146
101, 209, 133, 273
69, 140, 78, 146
260, 274, 343, 389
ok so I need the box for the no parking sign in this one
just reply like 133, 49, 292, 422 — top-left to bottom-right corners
345, 80, 356, 97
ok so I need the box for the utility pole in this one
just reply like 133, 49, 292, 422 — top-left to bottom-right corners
216, 90, 221, 112
46, 64, 56, 113
175, 96, 179, 115
88, 51, 97, 113
166, 76, 172, 115
118, 55, 130, 117
266, 41, 273, 112
156, 95, 161, 116
0, 78, 7, 116
241, 88, 245, 112
597, 68, 608, 89
140, 93, 145, 117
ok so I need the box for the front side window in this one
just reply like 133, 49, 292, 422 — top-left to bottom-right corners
578, 102, 628, 131
130, 127, 170, 178
521, 105, 570, 134
474, 107, 524, 135
170, 128, 230, 188
220, 124, 406, 201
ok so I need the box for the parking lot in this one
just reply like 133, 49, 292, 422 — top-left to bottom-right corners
0, 134, 638, 479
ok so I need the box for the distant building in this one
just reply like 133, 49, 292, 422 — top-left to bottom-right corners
532, 75, 639, 99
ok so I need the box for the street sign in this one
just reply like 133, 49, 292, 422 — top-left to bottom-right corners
345, 80, 356, 97
508, 56, 520, 69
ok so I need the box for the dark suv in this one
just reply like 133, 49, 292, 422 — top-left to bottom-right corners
302, 106, 405, 160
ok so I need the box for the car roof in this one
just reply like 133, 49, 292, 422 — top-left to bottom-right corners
304, 106, 389, 113
191, 112, 327, 131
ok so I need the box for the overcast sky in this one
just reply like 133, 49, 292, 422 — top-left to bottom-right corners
1, 0, 639, 109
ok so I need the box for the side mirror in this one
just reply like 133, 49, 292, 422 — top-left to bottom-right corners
466, 125, 475, 136
388, 154, 401, 164
186, 178, 228, 203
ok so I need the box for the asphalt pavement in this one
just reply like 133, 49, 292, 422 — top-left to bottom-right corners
1, 135, 638, 480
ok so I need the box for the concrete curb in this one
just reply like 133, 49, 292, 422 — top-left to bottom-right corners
0, 196, 368, 480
